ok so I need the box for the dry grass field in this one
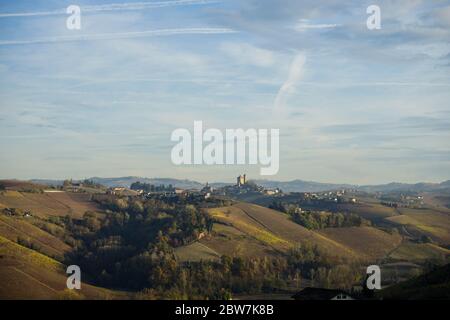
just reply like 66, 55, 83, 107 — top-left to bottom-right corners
0, 215, 71, 260
174, 241, 221, 262
386, 210, 450, 244
0, 236, 125, 299
0, 191, 100, 218
203, 203, 362, 260
199, 222, 281, 259
387, 242, 450, 262
319, 226, 403, 260
336, 202, 399, 221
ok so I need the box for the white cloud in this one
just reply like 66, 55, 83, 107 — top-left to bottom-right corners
220, 42, 274, 67
0, 28, 237, 46
294, 19, 339, 31
0, 0, 219, 17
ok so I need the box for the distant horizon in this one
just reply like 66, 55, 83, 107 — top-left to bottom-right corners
2, 174, 450, 187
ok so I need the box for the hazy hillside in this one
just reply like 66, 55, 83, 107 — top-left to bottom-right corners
253, 179, 353, 192
1, 182, 449, 299
255, 179, 450, 193
29, 177, 450, 193
359, 181, 450, 193
380, 263, 450, 300
32, 177, 204, 189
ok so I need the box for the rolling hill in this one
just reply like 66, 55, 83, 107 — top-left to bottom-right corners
0, 214, 71, 260
27, 177, 450, 193
379, 263, 450, 300
0, 190, 100, 218
1, 180, 449, 299
386, 208, 450, 244
175, 202, 409, 263
0, 236, 125, 299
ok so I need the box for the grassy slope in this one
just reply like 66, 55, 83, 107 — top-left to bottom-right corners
0, 215, 71, 260
0, 190, 125, 299
386, 209, 450, 244
387, 242, 450, 262
0, 191, 100, 218
319, 226, 402, 261
198, 203, 359, 260
379, 263, 450, 300
192, 203, 440, 264
0, 236, 125, 299
337, 202, 398, 222
175, 241, 221, 262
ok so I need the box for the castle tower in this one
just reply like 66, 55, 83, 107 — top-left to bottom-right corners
237, 174, 246, 187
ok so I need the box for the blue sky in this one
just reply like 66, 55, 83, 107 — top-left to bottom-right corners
0, 0, 449, 184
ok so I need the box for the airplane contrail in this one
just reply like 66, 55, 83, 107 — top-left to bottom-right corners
0, 0, 219, 18
274, 53, 306, 111
0, 28, 237, 46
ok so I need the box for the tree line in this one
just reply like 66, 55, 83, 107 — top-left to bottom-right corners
269, 201, 370, 229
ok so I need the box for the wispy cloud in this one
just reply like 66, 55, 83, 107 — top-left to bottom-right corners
290, 81, 450, 88
294, 19, 340, 31
274, 53, 305, 111
0, 28, 237, 46
220, 42, 274, 67
0, 0, 219, 18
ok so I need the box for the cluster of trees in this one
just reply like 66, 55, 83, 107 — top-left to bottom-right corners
130, 182, 175, 192
269, 202, 369, 230
81, 179, 104, 189
64, 195, 215, 295
78, 195, 212, 246
62, 179, 104, 189
286, 244, 363, 288
17, 236, 42, 252
291, 210, 369, 230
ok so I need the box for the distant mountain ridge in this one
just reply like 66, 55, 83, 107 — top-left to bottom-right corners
29, 176, 450, 193
90, 177, 204, 189
31, 177, 204, 189
256, 179, 450, 193
253, 179, 353, 193
358, 180, 450, 193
